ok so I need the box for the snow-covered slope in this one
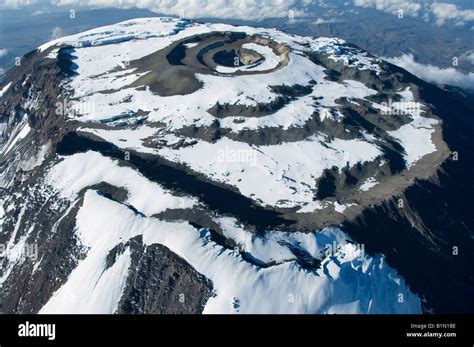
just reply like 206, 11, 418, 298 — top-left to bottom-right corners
33, 17, 443, 215
36, 152, 420, 314
0, 16, 454, 314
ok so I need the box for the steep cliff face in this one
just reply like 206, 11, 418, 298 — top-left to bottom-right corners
344, 85, 474, 314
1, 49, 60, 185
0, 17, 471, 314
0, 50, 72, 313
0, 40, 214, 314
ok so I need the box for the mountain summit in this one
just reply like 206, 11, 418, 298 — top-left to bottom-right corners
0, 17, 473, 314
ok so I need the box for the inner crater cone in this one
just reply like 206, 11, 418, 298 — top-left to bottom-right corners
127, 32, 290, 96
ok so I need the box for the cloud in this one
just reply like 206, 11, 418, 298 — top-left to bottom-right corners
2, 0, 474, 26
352, 0, 474, 26
460, 51, 474, 65
313, 17, 342, 25
0, 0, 37, 8
385, 54, 474, 90
50, 26, 63, 40
0, 48, 8, 58
0, 0, 314, 20
430, 2, 474, 26
352, 0, 421, 17
48, 0, 314, 20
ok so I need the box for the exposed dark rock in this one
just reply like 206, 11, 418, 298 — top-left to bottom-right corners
116, 236, 213, 314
